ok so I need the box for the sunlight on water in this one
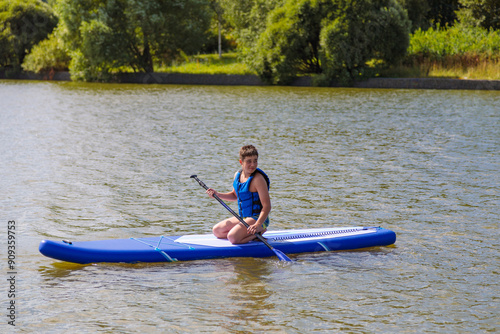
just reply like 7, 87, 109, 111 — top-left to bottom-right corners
1, 81, 499, 332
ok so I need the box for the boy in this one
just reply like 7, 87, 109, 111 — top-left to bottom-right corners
206, 145, 271, 244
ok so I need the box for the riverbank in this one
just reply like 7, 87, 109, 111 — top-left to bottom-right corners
2, 70, 500, 90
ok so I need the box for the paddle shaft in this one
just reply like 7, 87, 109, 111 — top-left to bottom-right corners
190, 175, 278, 250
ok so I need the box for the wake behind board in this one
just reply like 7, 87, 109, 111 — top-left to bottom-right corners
39, 226, 396, 264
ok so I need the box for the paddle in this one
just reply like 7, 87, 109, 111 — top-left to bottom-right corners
190, 175, 292, 262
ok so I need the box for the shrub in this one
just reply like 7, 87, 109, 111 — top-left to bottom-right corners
0, 0, 57, 70
246, 0, 411, 85
408, 23, 500, 61
23, 28, 70, 73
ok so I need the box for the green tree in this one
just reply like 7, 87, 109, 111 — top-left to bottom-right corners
321, 0, 410, 84
218, 0, 284, 49
426, 0, 460, 27
248, 0, 410, 85
457, 0, 500, 30
22, 26, 70, 73
57, 0, 212, 81
203, 0, 237, 56
396, 0, 463, 30
0, 0, 57, 70
396, 0, 431, 31
246, 0, 329, 84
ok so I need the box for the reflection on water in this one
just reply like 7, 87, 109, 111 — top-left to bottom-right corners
1, 81, 499, 332
222, 259, 276, 332
38, 262, 91, 281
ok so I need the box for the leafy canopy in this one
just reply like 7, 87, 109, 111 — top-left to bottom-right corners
57, 0, 212, 81
246, 0, 410, 85
22, 26, 70, 73
0, 0, 57, 69
457, 0, 500, 30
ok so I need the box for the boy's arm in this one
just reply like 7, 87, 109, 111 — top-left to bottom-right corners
248, 174, 271, 233
206, 171, 238, 201
206, 188, 237, 201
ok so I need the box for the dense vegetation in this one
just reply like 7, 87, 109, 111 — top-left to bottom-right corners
0, 0, 57, 72
1, 0, 499, 83
383, 23, 500, 80
244, 0, 410, 85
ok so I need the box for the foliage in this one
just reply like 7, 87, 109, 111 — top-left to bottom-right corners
321, 0, 410, 84
247, 0, 410, 85
202, 1, 234, 54
218, 0, 284, 49
8, 0, 498, 83
457, 0, 500, 30
0, 0, 57, 70
396, 0, 431, 31
425, 0, 460, 28
246, 0, 328, 84
396, 23, 500, 80
408, 23, 500, 61
22, 26, 70, 73
395, 0, 463, 31
57, 0, 212, 81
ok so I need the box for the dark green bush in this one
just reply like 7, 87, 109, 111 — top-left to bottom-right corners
0, 0, 57, 70
246, 0, 410, 85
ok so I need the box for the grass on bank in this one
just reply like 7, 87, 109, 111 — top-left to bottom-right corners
157, 52, 500, 80
383, 23, 500, 80
157, 24, 500, 80
156, 53, 256, 75
157, 53, 500, 80
379, 59, 500, 80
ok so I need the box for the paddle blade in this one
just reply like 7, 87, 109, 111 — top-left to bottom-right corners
273, 248, 292, 262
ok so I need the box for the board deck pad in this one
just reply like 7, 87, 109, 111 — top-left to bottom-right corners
174, 227, 376, 247
39, 226, 396, 264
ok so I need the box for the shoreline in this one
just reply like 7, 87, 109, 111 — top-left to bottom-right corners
1, 71, 499, 90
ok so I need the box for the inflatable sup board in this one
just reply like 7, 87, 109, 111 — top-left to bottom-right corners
39, 226, 396, 264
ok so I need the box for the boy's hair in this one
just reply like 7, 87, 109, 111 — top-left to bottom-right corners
239, 145, 259, 161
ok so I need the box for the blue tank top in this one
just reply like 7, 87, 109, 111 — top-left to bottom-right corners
233, 168, 270, 218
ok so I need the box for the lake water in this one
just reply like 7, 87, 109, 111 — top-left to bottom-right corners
1, 80, 498, 333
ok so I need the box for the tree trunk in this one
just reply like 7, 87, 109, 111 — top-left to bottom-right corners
218, 12, 222, 59
142, 33, 154, 73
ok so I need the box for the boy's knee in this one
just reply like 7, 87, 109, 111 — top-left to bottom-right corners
227, 230, 244, 244
212, 226, 224, 238
227, 234, 239, 244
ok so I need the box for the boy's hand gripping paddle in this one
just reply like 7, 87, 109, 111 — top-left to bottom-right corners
190, 175, 292, 262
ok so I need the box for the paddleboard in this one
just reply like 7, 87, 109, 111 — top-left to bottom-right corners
39, 226, 396, 264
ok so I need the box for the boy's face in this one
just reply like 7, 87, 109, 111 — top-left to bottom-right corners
240, 155, 258, 174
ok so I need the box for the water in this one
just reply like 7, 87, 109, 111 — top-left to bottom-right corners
1, 80, 498, 333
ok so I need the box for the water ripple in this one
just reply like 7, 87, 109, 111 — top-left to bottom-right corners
1, 81, 498, 332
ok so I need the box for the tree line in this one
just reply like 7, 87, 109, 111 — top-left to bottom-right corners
1, 0, 498, 84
